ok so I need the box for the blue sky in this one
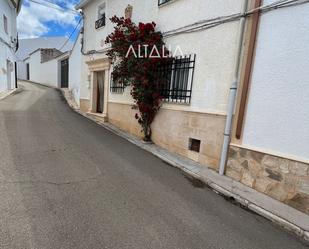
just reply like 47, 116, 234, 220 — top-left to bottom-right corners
17, 0, 81, 40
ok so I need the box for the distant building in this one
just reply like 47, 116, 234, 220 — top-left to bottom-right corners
25, 48, 70, 88
0, 0, 22, 92
16, 36, 73, 80
68, 32, 82, 106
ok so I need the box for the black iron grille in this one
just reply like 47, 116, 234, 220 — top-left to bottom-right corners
95, 14, 106, 29
158, 0, 171, 6
157, 54, 196, 104
110, 77, 125, 93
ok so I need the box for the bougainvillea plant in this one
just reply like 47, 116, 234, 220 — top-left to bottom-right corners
106, 16, 169, 141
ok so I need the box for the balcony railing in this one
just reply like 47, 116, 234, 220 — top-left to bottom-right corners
95, 14, 106, 29
158, 0, 171, 6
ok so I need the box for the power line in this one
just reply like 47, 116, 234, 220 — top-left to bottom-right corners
40, 0, 79, 13
163, 0, 309, 37
0, 37, 15, 50
25, 0, 82, 51
79, 0, 308, 55
58, 17, 82, 51
28, 0, 78, 14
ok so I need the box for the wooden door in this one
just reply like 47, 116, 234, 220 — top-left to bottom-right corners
96, 71, 104, 113
26, 63, 30, 80
61, 59, 69, 88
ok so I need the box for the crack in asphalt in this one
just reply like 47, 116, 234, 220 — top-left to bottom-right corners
0, 176, 102, 186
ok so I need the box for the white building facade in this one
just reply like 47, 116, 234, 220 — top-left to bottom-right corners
26, 48, 70, 88
0, 0, 22, 92
77, 0, 244, 166
74, 0, 309, 214
16, 36, 73, 80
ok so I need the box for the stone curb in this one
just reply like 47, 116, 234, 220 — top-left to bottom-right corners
59, 89, 309, 243
208, 181, 308, 239
0, 88, 19, 101
26, 79, 57, 87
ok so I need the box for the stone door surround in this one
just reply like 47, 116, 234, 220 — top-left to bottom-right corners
86, 57, 111, 121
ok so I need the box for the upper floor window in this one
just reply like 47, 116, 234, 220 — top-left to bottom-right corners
157, 54, 196, 104
158, 0, 172, 6
3, 15, 8, 34
95, 3, 106, 29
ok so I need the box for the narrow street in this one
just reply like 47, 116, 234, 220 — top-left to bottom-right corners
0, 82, 307, 249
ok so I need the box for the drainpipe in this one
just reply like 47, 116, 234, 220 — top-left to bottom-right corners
79, 11, 88, 56
219, 0, 249, 175
79, 11, 107, 56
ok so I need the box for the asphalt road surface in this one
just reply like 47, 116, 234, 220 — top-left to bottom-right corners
0, 82, 307, 249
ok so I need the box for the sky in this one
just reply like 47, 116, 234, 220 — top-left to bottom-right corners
17, 0, 81, 40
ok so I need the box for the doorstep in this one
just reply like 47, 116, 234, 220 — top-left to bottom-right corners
86, 112, 108, 122
60, 90, 309, 242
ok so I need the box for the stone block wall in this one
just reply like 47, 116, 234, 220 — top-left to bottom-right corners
107, 102, 144, 139
79, 99, 90, 113
107, 102, 226, 169
226, 146, 309, 214
152, 108, 226, 170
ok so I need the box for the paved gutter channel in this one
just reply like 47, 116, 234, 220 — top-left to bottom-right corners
55, 85, 308, 243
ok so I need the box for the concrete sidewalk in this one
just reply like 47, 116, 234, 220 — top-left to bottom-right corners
60, 87, 309, 242
0, 88, 19, 101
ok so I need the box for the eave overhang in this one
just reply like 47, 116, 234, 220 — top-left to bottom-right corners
75, 0, 93, 10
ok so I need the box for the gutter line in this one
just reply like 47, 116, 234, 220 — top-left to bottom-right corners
219, 0, 250, 175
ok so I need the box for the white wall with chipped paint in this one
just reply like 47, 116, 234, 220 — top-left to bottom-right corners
0, 0, 18, 92
28, 50, 59, 87
69, 33, 82, 106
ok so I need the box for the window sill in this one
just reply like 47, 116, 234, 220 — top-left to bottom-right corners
95, 25, 106, 31
110, 92, 124, 95
163, 100, 191, 106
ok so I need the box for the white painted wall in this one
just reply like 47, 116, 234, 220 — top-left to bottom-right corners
69, 34, 82, 106
17, 60, 27, 80
0, 0, 18, 92
28, 50, 59, 87
16, 37, 73, 80
242, 1, 309, 161
80, 0, 245, 114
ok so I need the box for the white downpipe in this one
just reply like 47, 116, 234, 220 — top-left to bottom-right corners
219, 0, 249, 175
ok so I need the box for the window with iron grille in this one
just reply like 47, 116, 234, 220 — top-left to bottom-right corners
95, 3, 106, 29
158, 0, 172, 6
110, 76, 125, 94
157, 54, 196, 104
95, 14, 106, 29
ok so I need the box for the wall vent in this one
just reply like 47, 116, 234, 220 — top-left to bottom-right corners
189, 138, 201, 153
